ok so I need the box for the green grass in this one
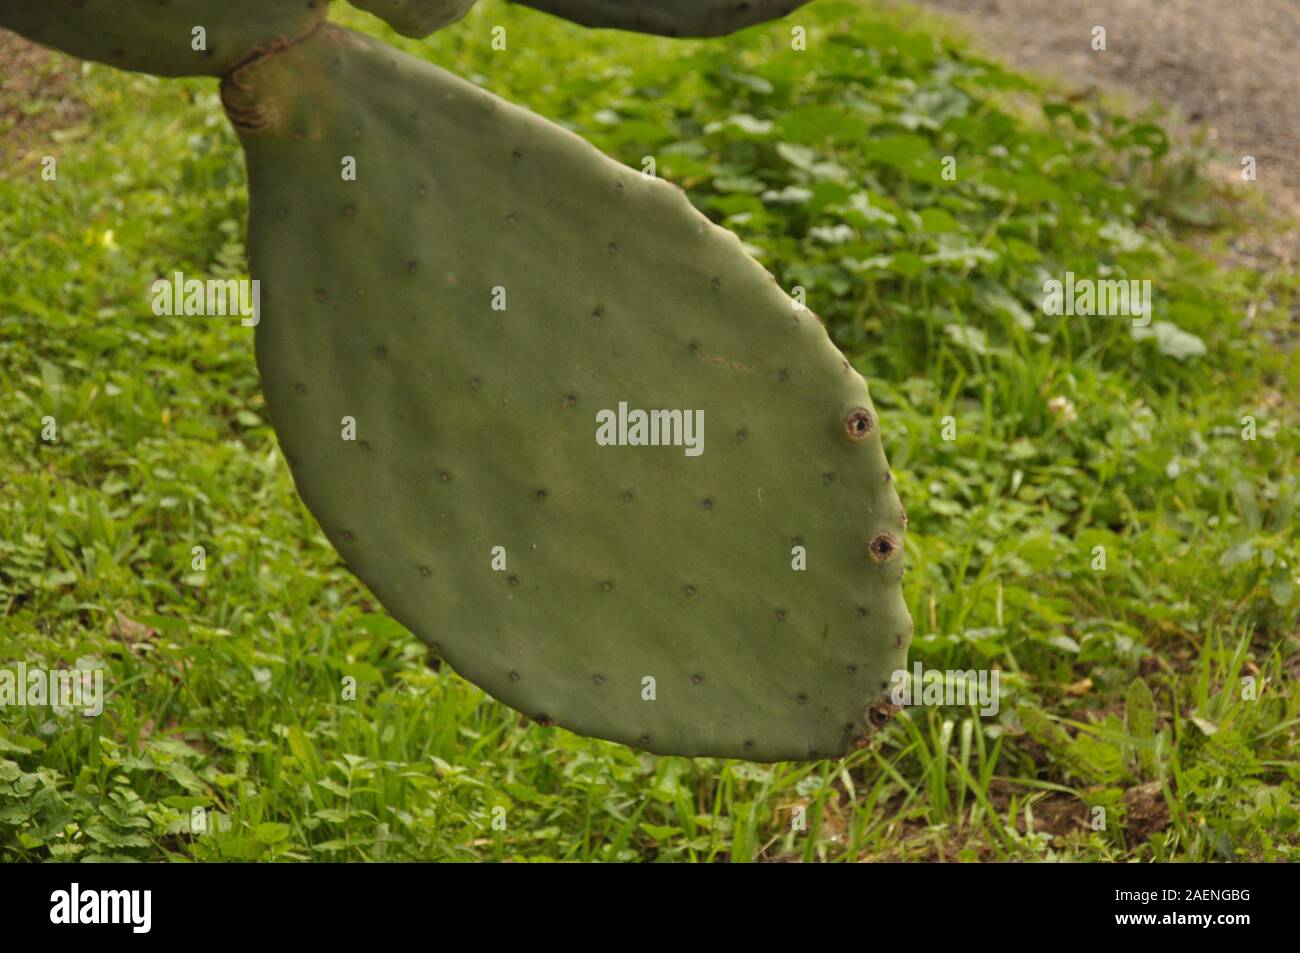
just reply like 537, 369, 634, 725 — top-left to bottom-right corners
1, 0, 1296, 861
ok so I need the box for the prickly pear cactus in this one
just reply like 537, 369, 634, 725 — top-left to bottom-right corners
510, 1, 813, 37
6, 0, 910, 760
0, 0, 330, 77
347, 0, 477, 37
222, 22, 909, 761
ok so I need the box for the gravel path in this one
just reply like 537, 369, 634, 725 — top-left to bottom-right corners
901, 0, 1299, 258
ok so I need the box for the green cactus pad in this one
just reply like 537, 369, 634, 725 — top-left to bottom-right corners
510, 0, 813, 37
223, 22, 909, 761
347, 0, 477, 38
0, 0, 328, 77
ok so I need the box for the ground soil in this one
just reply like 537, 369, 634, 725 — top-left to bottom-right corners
0, 30, 84, 169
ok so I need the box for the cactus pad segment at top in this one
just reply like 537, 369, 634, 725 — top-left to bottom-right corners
223, 22, 909, 761
509, 0, 813, 37
347, 0, 478, 38
0, 0, 329, 77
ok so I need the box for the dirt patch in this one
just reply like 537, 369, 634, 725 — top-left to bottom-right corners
985, 779, 1089, 837
1022, 792, 1091, 838
984, 773, 1171, 848
0, 30, 85, 170
1122, 780, 1171, 842
898, 0, 1300, 263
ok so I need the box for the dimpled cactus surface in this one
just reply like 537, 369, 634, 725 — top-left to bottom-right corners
347, 0, 477, 37
224, 23, 909, 761
0, 0, 329, 77
510, 0, 813, 37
